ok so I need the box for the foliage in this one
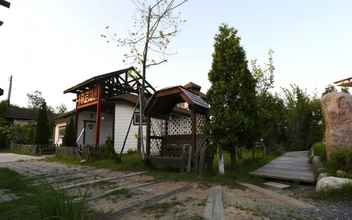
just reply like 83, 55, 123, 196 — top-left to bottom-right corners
35, 102, 50, 145
56, 104, 68, 114
63, 117, 76, 146
0, 101, 10, 148
283, 85, 323, 150
27, 90, 46, 109
205, 24, 257, 167
313, 142, 326, 162
0, 168, 95, 220
328, 148, 352, 174
8, 124, 35, 144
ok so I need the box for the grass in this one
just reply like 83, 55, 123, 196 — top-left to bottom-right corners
49, 148, 277, 187
310, 183, 352, 201
0, 168, 95, 220
312, 142, 326, 162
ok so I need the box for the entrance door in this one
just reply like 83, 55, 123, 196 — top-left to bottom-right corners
84, 120, 96, 145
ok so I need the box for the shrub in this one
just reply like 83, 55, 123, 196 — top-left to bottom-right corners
313, 142, 326, 162
328, 148, 352, 174
63, 117, 76, 146
35, 102, 50, 145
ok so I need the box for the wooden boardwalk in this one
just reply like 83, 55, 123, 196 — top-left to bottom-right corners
251, 151, 315, 183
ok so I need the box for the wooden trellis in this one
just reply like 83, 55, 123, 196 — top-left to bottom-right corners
145, 86, 209, 173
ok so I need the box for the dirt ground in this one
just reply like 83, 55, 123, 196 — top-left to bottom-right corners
0, 155, 348, 220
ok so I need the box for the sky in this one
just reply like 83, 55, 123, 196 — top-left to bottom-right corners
1, 0, 351, 110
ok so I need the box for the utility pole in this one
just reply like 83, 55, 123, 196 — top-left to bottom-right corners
7, 75, 12, 106
0, 0, 11, 26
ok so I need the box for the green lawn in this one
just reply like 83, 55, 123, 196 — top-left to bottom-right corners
0, 168, 95, 220
49, 149, 277, 186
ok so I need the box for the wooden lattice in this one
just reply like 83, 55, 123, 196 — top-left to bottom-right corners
196, 114, 206, 135
168, 116, 192, 135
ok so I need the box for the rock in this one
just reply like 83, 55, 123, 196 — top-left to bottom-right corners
316, 176, 352, 192
321, 92, 352, 159
336, 170, 347, 178
317, 173, 328, 181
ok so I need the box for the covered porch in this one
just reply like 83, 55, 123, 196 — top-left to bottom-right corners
144, 85, 210, 172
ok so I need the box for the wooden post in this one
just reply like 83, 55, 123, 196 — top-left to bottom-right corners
75, 96, 80, 144
146, 117, 151, 159
95, 84, 102, 145
191, 112, 197, 172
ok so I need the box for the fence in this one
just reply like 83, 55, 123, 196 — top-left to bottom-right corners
10, 143, 57, 156
56, 144, 114, 161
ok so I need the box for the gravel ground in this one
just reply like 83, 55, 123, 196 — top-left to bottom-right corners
258, 182, 352, 220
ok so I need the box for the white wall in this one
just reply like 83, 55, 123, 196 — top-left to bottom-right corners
54, 122, 67, 145
114, 102, 145, 154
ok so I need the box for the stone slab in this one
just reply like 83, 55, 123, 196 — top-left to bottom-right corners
203, 186, 224, 220
264, 181, 291, 189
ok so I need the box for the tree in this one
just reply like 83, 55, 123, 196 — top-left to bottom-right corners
62, 117, 76, 146
206, 24, 257, 169
56, 104, 67, 114
283, 85, 322, 150
35, 102, 50, 145
102, 0, 187, 155
27, 90, 45, 109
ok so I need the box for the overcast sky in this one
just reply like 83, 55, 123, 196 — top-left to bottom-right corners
1, 0, 351, 110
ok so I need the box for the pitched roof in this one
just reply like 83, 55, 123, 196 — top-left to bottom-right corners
145, 85, 209, 117
4, 105, 56, 121
64, 67, 155, 96
4, 105, 35, 120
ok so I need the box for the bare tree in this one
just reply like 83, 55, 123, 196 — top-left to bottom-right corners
102, 0, 188, 156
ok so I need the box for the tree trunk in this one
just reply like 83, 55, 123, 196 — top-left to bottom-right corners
230, 147, 237, 169
218, 148, 225, 175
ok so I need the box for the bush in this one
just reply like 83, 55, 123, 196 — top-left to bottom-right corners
328, 148, 352, 174
313, 142, 326, 162
63, 117, 76, 146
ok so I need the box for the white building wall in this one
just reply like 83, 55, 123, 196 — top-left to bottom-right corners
54, 122, 67, 145
76, 111, 114, 145
114, 102, 145, 154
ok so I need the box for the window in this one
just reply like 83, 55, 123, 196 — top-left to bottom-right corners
58, 126, 66, 137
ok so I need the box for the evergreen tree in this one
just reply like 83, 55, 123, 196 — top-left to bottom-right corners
62, 117, 76, 146
206, 24, 257, 168
35, 102, 50, 145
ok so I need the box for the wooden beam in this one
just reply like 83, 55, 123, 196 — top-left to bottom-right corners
146, 117, 151, 159
95, 84, 102, 145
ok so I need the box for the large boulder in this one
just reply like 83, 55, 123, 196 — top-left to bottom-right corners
321, 92, 352, 159
316, 176, 352, 192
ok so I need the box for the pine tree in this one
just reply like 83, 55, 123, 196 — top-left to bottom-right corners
62, 117, 76, 146
35, 102, 50, 145
206, 24, 257, 168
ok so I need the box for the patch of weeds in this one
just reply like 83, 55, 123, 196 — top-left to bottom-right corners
196, 200, 206, 206
189, 215, 205, 220
143, 201, 183, 214
0, 168, 95, 220
310, 183, 352, 201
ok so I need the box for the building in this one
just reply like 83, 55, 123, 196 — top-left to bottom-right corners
54, 67, 155, 153
54, 67, 208, 156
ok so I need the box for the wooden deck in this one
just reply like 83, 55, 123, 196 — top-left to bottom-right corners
251, 151, 315, 183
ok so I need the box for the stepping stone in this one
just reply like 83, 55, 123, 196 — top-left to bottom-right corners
264, 181, 290, 189
203, 186, 224, 220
